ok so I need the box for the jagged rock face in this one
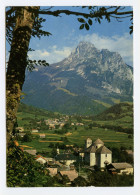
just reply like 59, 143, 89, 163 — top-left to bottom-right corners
22, 42, 133, 115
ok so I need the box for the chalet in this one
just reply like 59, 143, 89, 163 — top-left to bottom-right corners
84, 138, 112, 168
55, 153, 77, 166
35, 155, 47, 164
107, 162, 133, 175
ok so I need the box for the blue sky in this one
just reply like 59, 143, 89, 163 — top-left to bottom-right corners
6, 6, 133, 66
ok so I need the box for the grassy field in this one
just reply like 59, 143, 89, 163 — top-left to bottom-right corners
18, 126, 133, 153
17, 103, 133, 153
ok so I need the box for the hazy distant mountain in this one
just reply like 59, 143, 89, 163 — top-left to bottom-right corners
22, 42, 133, 115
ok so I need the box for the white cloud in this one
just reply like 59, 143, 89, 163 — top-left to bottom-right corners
28, 46, 73, 64
77, 33, 133, 65
28, 33, 133, 66
28, 49, 50, 59
53, 47, 72, 56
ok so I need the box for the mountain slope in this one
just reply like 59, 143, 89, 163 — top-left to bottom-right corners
93, 102, 133, 134
94, 102, 133, 120
22, 42, 133, 115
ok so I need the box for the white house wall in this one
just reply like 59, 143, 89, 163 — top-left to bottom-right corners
118, 167, 133, 175
94, 143, 103, 149
100, 154, 112, 168
59, 159, 76, 166
90, 153, 96, 166
65, 160, 76, 166
36, 157, 46, 164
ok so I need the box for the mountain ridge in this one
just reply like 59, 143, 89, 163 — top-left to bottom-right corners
22, 41, 133, 115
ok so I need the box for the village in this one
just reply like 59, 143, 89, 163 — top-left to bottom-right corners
15, 115, 134, 186
11, 101, 134, 187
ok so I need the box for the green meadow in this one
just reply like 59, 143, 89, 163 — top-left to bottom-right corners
17, 103, 133, 153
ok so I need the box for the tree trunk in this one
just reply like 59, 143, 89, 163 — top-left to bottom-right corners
6, 6, 39, 146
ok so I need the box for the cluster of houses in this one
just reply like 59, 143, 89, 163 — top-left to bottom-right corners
24, 148, 78, 183
16, 118, 85, 138
23, 137, 133, 183
44, 118, 84, 130
44, 116, 70, 130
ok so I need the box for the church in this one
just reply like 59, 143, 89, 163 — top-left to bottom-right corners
84, 138, 112, 168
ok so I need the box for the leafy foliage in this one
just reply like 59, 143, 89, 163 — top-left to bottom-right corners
22, 132, 32, 142
111, 147, 133, 164
7, 142, 55, 187
26, 59, 49, 72
76, 6, 133, 33
72, 176, 88, 186
88, 171, 133, 186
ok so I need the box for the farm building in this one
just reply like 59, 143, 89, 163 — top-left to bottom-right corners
107, 162, 133, 175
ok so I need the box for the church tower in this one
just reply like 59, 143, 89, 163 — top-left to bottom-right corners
85, 138, 92, 148
94, 138, 104, 149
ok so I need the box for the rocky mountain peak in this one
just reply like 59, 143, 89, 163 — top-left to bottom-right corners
23, 41, 133, 115
71, 41, 98, 57
78, 41, 96, 48
63, 41, 99, 67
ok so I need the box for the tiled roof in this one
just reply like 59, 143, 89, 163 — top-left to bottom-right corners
60, 170, 78, 181
47, 167, 58, 176
35, 155, 47, 161
85, 145, 96, 153
24, 149, 37, 155
94, 138, 104, 145
111, 163, 133, 169
96, 146, 112, 154
87, 137, 92, 141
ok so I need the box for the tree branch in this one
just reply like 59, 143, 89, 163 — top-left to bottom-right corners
37, 9, 132, 18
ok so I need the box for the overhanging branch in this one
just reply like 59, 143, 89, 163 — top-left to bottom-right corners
38, 9, 133, 19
